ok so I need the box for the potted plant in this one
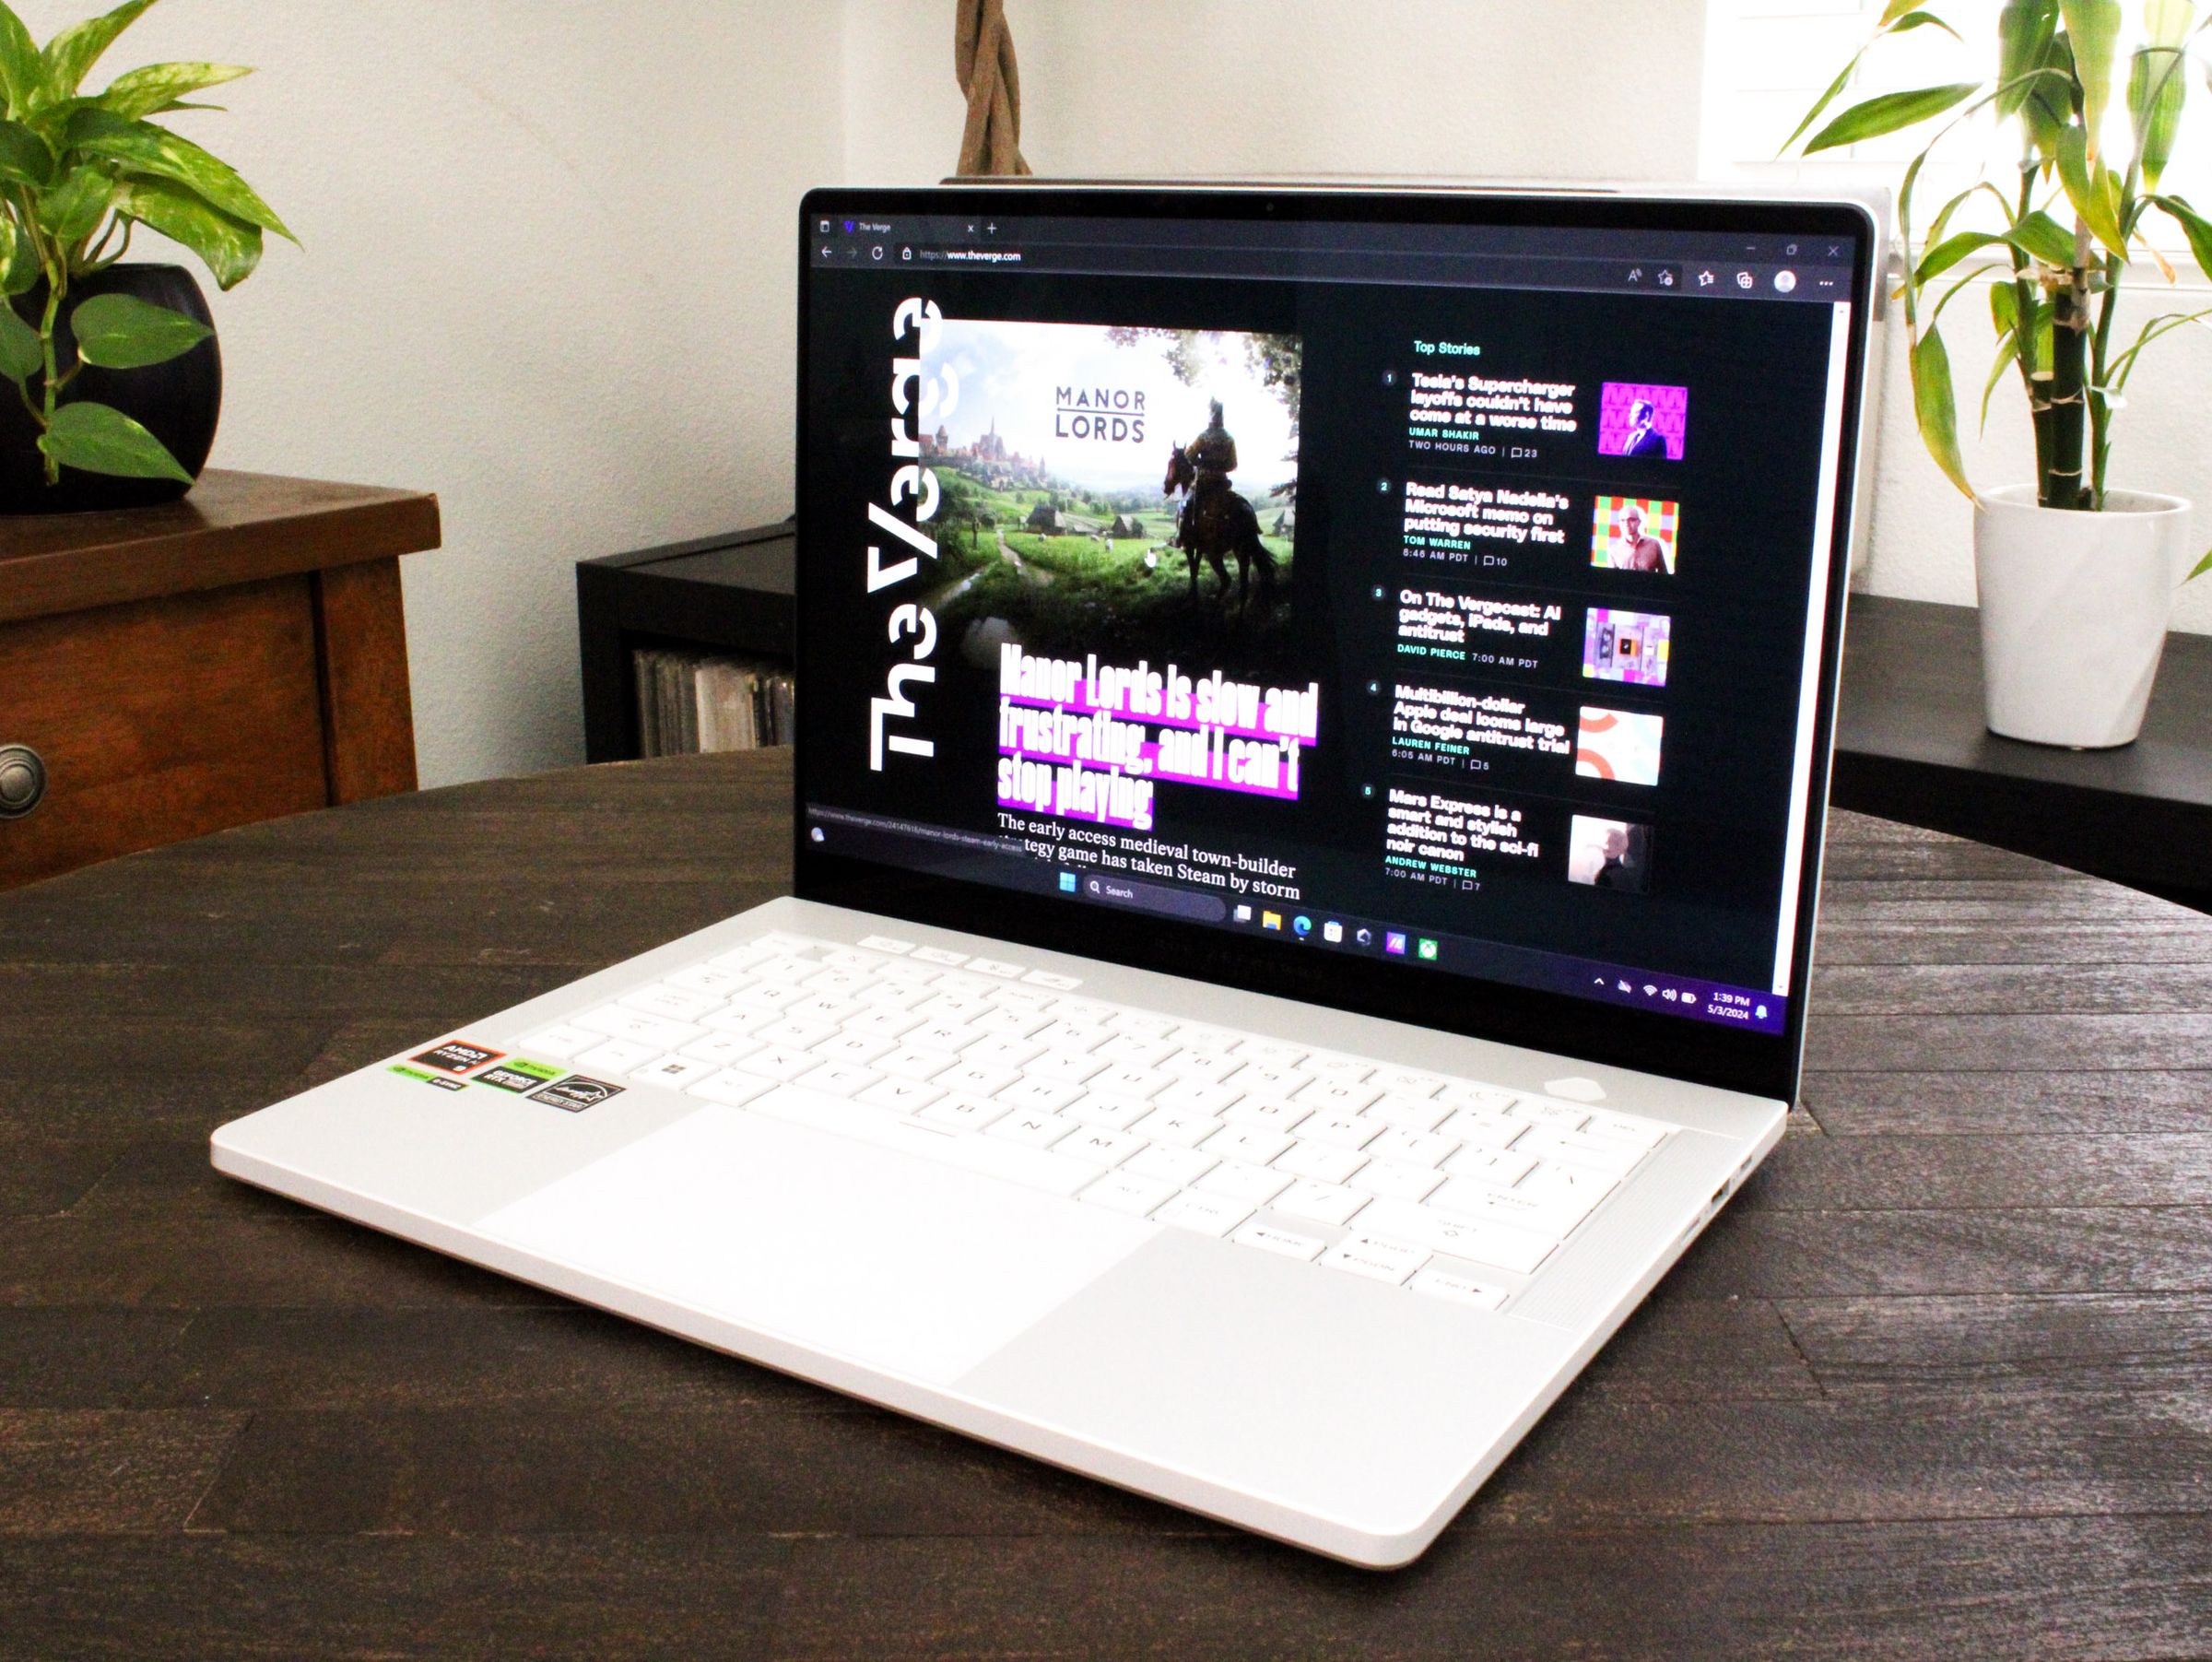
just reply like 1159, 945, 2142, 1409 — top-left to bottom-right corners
1792, 0, 2210, 747
0, 0, 289, 513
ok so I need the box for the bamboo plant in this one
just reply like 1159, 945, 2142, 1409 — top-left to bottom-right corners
0, 0, 289, 487
1790, 0, 2212, 573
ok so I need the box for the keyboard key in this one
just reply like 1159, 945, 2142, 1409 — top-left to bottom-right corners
987, 1111, 1077, 1149
818, 1031, 895, 1067
1087, 1064, 1169, 1102
688, 1068, 774, 1107
1158, 1078, 1246, 1116
1129, 1107, 1218, 1149
1080, 1171, 1178, 1216
1441, 1109, 1526, 1150
1271, 1137, 1367, 1185
1230, 1035, 1306, 1067
1518, 1128, 1644, 1175
1107, 1009, 1180, 1040
619, 984, 724, 1021
969, 1003, 1053, 1038
1319, 1234, 1430, 1286
782, 995, 860, 1028
1444, 1173, 1610, 1237
912, 946, 968, 966
1514, 1100, 1594, 1131
841, 1006, 924, 1036
1057, 1126, 1146, 1169
915, 993, 995, 1024
1347, 1160, 1443, 1203
1408, 1267, 1508, 1310
1354, 1198, 1554, 1275
1297, 1053, 1374, 1084
521, 1023, 599, 1059
735, 1043, 819, 1082
1371, 1066, 1447, 1099
794, 1063, 879, 1099
573, 1038, 661, 1076
969, 958, 1026, 979
1438, 1081, 1516, 1114
906, 1019, 983, 1054
1124, 1144, 1218, 1187
1104, 1036, 1179, 1071
1583, 1112, 1672, 1149
1223, 1096, 1312, 1134
665, 965, 750, 997
915, 1094, 1007, 1132
1367, 1094, 1453, 1134
1022, 1048, 1110, 1087
1363, 1126, 1459, 1169
1295, 1077, 1382, 1114
755, 1017, 837, 1052
576, 1005, 702, 1049
1203, 1125, 1294, 1167
1022, 969, 1083, 990
1151, 1190, 1253, 1238
1161, 1044, 1241, 1084
936, 1061, 1019, 1098
1441, 1149, 1538, 1189
996, 1076, 1083, 1114
802, 968, 874, 996
1230, 1220, 1326, 1261
857, 935, 914, 954
630, 1054, 717, 1090
1515, 1161, 1618, 1219
1063, 1094, 1150, 1132
723, 984, 805, 1018
1300, 1112, 1381, 1151
1223, 1062, 1303, 1099
678, 1032, 762, 1067
854, 1076, 944, 1114
1030, 1020, 1108, 1054
1273, 1179, 1370, 1227
967, 1037, 1044, 1073
877, 1045, 958, 1082
986, 984, 1059, 1011
1195, 1161, 1292, 1207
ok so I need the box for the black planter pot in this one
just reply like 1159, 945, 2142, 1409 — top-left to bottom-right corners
0, 262, 222, 515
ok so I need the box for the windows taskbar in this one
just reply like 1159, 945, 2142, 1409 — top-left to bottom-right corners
804, 803, 1790, 1037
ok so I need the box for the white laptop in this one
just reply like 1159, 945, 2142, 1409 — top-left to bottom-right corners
214, 185, 1875, 1567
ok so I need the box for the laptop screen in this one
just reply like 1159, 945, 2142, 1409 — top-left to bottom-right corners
794, 187, 1871, 1098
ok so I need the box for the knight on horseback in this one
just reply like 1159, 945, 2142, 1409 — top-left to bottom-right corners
1178, 399, 1240, 550
1165, 400, 1276, 611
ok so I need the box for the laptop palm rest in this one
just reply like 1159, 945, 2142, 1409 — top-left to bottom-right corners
476, 1102, 1154, 1385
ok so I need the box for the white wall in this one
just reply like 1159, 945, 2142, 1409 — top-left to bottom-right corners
41, 0, 842, 786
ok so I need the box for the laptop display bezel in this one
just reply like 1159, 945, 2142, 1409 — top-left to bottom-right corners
792, 183, 1875, 1104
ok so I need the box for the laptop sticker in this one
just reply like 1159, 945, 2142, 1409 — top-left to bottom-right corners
412, 1041, 505, 1075
528, 1076, 625, 1113
475, 1060, 565, 1093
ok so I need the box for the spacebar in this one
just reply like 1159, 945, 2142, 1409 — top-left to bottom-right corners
745, 1086, 1098, 1196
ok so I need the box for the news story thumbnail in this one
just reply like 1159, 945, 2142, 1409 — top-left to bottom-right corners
1574, 706, 1664, 786
920, 320, 1301, 672
1567, 815, 1653, 892
1583, 607, 1670, 687
1590, 496, 1679, 573
1596, 382, 1688, 460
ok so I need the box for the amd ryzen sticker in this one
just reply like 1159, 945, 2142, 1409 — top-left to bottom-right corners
413, 1041, 504, 1075
476, 1060, 563, 1093
528, 1075, 623, 1113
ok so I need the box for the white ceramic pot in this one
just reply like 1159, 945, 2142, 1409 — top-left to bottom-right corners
1972, 485, 2194, 748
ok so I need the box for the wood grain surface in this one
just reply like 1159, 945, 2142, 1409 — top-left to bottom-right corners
1, 750, 2206, 1661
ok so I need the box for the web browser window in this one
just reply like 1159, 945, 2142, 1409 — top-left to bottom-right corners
799, 197, 1865, 1042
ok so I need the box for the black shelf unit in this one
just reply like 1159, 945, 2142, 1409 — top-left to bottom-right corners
575, 530, 2212, 909
577, 521, 796, 763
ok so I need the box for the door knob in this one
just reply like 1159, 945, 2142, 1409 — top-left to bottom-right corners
0, 745, 47, 819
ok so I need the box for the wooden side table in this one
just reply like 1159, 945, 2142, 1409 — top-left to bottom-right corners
0, 469, 441, 890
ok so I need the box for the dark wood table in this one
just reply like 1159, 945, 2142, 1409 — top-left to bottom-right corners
6, 751, 2209, 1660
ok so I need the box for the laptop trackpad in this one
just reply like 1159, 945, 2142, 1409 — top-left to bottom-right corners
474, 1102, 1151, 1385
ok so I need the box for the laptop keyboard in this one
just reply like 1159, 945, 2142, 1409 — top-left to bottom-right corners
518, 930, 1678, 1312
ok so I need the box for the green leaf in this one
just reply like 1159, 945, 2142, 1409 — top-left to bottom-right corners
38, 0, 159, 99
96, 61, 250, 123
1910, 327, 1975, 498
2055, 124, 2128, 253
0, 297, 40, 381
2147, 0, 2195, 45
112, 172, 260, 289
2128, 44, 2189, 189
2007, 206, 2081, 265
0, 213, 32, 296
2188, 546, 2212, 582
1877, 0, 1925, 23
2018, 29, 2077, 157
1997, 0, 2059, 114
1805, 81, 1982, 152
1888, 9, 1964, 40
2059, 0, 2123, 153
2150, 192, 2212, 280
1981, 328, 2022, 429
36, 161, 113, 242
69, 290, 207, 368
66, 108, 291, 241
0, 2, 41, 116
0, 112, 48, 184
1991, 279, 2019, 336
38, 396, 190, 481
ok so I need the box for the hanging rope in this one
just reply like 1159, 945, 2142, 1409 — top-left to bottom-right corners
954, 0, 1030, 177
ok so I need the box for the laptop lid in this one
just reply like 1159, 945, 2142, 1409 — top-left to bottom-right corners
793, 185, 1874, 1103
